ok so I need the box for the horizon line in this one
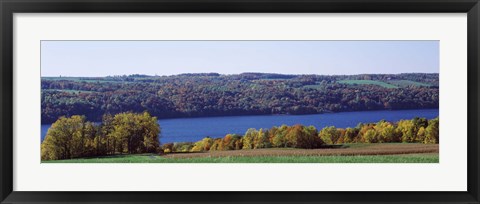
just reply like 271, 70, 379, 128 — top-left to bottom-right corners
41, 72, 440, 78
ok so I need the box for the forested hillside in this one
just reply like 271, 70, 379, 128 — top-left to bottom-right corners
41, 73, 439, 124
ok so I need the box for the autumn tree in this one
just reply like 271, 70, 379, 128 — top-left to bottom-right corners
343, 128, 358, 143
253, 129, 271, 149
375, 121, 397, 142
109, 112, 160, 154
397, 120, 416, 142
319, 126, 340, 145
242, 128, 257, 149
41, 115, 87, 160
424, 117, 439, 144
271, 125, 288, 148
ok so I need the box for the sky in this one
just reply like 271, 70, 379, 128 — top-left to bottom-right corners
41, 41, 439, 77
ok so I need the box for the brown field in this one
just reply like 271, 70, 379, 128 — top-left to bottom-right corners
163, 143, 439, 159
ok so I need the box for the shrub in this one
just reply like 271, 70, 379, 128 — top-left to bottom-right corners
162, 143, 174, 153
191, 137, 214, 152
173, 142, 194, 152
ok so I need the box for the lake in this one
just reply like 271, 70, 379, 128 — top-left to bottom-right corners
41, 109, 439, 143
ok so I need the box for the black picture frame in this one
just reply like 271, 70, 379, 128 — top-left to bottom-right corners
1, 0, 479, 203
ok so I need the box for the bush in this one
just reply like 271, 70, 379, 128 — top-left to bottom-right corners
191, 137, 214, 152
162, 143, 174, 153
173, 142, 194, 152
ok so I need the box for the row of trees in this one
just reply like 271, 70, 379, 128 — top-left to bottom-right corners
41, 73, 439, 123
162, 117, 439, 153
41, 112, 160, 161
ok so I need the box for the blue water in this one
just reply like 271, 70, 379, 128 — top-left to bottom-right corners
41, 109, 439, 144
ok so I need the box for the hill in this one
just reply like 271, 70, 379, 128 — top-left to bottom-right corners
41, 73, 439, 123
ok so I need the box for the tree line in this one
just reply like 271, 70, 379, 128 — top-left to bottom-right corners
41, 73, 439, 123
164, 117, 439, 153
41, 112, 160, 161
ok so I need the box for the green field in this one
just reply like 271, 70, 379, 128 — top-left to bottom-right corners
337, 80, 398, 88
388, 80, 432, 87
42, 77, 132, 84
43, 153, 438, 163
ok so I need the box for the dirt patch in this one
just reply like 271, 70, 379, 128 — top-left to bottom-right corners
162, 143, 439, 159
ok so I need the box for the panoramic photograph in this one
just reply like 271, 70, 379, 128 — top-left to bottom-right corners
40, 40, 439, 163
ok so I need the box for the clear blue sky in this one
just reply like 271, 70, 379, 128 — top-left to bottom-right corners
41, 41, 439, 77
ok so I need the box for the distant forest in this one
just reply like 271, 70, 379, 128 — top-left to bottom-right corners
41, 73, 439, 124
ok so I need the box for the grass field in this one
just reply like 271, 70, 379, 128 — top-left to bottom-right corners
337, 80, 398, 88
388, 80, 432, 87
43, 143, 439, 163
42, 77, 132, 84
43, 153, 438, 163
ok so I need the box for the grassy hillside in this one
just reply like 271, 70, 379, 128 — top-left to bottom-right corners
388, 80, 432, 87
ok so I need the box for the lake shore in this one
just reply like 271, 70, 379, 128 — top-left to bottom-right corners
41, 109, 439, 143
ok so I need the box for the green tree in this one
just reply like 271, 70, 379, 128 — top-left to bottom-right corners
375, 121, 396, 143
424, 117, 439, 144
343, 128, 357, 143
319, 126, 340, 145
191, 137, 214, 152
41, 115, 87, 160
271, 125, 288, 147
242, 128, 257, 149
397, 120, 416, 143
363, 129, 378, 143
110, 112, 160, 154
253, 129, 271, 149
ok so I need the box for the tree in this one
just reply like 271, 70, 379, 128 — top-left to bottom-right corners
397, 120, 416, 142
424, 117, 439, 144
319, 126, 340, 145
191, 137, 213, 152
271, 125, 288, 148
343, 128, 357, 143
41, 115, 87, 160
101, 114, 116, 154
110, 112, 160, 154
253, 129, 271, 149
375, 121, 396, 142
363, 129, 378, 143
242, 128, 257, 149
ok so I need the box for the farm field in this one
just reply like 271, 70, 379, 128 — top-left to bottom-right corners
43, 143, 439, 163
388, 80, 432, 87
337, 80, 398, 88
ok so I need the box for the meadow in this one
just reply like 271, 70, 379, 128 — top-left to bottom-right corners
337, 80, 399, 88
